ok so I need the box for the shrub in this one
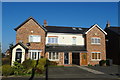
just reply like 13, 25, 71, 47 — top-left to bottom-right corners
99, 60, 106, 66
2, 58, 11, 65
48, 61, 58, 66
36, 58, 47, 74
2, 65, 13, 76
12, 62, 25, 75
22, 59, 36, 73
88, 64, 92, 66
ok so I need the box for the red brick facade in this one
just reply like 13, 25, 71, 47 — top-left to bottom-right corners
16, 18, 46, 56
13, 17, 106, 66
86, 26, 106, 65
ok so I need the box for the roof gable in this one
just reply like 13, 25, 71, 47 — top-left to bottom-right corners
85, 24, 107, 35
14, 17, 47, 32
12, 42, 28, 50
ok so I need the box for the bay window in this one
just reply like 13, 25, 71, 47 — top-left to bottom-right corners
29, 50, 41, 60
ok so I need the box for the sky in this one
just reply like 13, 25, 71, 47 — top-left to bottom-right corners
2, 2, 118, 52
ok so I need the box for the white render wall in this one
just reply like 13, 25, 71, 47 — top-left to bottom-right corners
46, 33, 85, 45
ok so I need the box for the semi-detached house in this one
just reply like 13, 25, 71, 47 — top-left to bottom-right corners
11, 17, 107, 66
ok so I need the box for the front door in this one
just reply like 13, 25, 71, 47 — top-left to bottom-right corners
15, 52, 22, 63
72, 53, 80, 65
15, 48, 22, 63
81, 53, 87, 65
64, 52, 69, 64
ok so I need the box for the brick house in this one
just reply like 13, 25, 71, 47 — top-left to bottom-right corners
11, 17, 107, 66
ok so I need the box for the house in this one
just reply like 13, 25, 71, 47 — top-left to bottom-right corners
105, 22, 120, 65
11, 17, 107, 66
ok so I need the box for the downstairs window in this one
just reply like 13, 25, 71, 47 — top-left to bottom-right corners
48, 52, 59, 61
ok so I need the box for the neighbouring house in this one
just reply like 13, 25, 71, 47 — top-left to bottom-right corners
5, 49, 11, 56
11, 17, 107, 66
105, 22, 120, 65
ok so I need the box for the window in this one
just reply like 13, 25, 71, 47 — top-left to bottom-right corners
29, 50, 41, 60
49, 52, 59, 61
72, 27, 77, 30
29, 35, 41, 42
91, 37, 100, 44
72, 37, 76, 45
48, 37, 58, 44
91, 52, 101, 60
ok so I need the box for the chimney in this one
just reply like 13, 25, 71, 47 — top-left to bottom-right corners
44, 20, 47, 27
106, 21, 110, 28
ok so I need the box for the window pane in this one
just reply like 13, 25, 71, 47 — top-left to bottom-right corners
91, 38, 94, 43
95, 38, 97, 43
49, 52, 51, 59
98, 53, 100, 59
32, 52, 34, 59
92, 53, 94, 59
98, 39, 100, 43
95, 53, 97, 59
53, 52, 56, 59
56, 52, 58, 59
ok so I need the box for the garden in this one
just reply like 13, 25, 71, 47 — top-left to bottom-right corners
2, 57, 60, 77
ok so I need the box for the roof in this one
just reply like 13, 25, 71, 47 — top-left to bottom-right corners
14, 17, 47, 32
106, 26, 120, 35
11, 42, 28, 50
85, 24, 107, 35
46, 45, 87, 52
45, 26, 89, 34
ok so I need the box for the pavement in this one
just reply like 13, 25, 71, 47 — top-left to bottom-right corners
2, 65, 120, 80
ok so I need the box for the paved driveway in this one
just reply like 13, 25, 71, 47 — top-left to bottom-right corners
2, 66, 120, 80
48, 66, 119, 79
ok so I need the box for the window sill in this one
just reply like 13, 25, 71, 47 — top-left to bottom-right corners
47, 43, 58, 45
49, 59, 59, 61
91, 59, 101, 61
91, 43, 101, 45
29, 42, 41, 43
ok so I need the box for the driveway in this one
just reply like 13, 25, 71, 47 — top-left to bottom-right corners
2, 66, 120, 80
48, 66, 119, 79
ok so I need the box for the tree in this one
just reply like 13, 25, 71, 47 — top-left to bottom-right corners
9, 42, 14, 50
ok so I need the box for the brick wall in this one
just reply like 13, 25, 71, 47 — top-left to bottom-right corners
86, 26, 106, 65
16, 19, 46, 56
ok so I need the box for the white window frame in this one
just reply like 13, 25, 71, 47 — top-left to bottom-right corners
48, 52, 59, 61
29, 35, 41, 42
91, 37, 101, 44
29, 50, 42, 60
72, 37, 76, 45
91, 52, 101, 61
48, 37, 58, 44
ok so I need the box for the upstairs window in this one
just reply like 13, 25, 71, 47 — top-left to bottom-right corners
72, 37, 76, 45
91, 37, 100, 44
29, 35, 41, 42
48, 37, 58, 44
